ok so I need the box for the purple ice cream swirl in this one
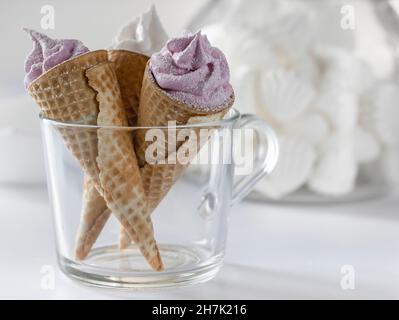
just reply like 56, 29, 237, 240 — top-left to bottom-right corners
150, 31, 233, 110
24, 29, 89, 88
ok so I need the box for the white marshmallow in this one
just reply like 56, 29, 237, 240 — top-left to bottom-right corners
353, 127, 381, 163
313, 45, 374, 94
314, 91, 358, 132
255, 135, 316, 199
372, 84, 399, 146
232, 66, 261, 116
258, 69, 315, 124
308, 134, 358, 195
284, 112, 330, 146
379, 148, 399, 186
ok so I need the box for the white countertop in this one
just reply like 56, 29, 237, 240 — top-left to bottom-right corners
1, 184, 398, 299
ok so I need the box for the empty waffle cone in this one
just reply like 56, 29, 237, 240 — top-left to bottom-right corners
75, 177, 111, 260
86, 61, 163, 271
73, 50, 149, 253
70, 50, 151, 252
28, 50, 109, 191
108, 50, 149, 126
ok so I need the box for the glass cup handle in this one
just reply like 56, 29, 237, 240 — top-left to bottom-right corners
231, 114, 279, 206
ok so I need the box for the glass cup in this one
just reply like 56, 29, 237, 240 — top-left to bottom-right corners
40, 109, 278, 289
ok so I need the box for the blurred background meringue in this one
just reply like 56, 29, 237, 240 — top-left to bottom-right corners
189, 0, 399, 202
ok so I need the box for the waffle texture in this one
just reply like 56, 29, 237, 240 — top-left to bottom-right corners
86, 62, 163, 271
75, 176, 111, 260
136, 63, 234, 203
28, 50, 109, 191
108, 50, 149, 249
135, 63, 234, 166
108, 50, 149, 126
142, 111, 228, 213
120, 64, 233, 249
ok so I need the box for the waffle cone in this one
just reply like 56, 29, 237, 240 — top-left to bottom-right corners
141, 111, 228, 213
86, 62, 163, 271
27, 50, 111, 261
119, 114, 225, 250
28, 50, 109, 191
75, 177, 111, 260
135, 62, 234, 215
119, 63, 233, 248
108, 50, 149, 126
108, 50, 149, 250
119, 223, 131, 250
135, 63, 234, 166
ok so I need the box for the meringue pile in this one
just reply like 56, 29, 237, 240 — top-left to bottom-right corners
110, 4, 169, 56
202, 0, 399, 198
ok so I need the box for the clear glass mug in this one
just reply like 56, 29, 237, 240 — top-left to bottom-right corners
40, 109, 278, 289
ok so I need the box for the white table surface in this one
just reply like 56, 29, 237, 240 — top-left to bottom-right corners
1, 184, 398, 300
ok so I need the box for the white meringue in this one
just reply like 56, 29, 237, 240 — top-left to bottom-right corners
292, 55, 321, 86
111, 5, 169, 56
224, 0, 280, 30
314, 91, 358, 132
284, 112, 330, 146
363, 83, 399, 147
267, 8, 316, 60
310, 1, 355, 50
308, 134, 358, 196
313, 45, 374, 94
232, 66, 260, 116
258, 69, 315, 124
255, 135, 316, 199
353, 127, 381, 163
237, 35, 281, 70
379, 148, 399, 185
203, 24, 281, 73
202, 23, 236, 62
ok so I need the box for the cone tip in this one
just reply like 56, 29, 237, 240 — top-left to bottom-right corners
74, 248, 87, 261
150, 252, 164, 272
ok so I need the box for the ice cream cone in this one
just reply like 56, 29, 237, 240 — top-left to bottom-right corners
86, 61, 163, 271
136, 62, 234, 212
119, 63, 233, 249
75, 177, 111, 260
118, 111, 228, 250
135, 63, 234, 165
28, 50, 109, 191
27, 50, 114, 261
108, 50, 149, 126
